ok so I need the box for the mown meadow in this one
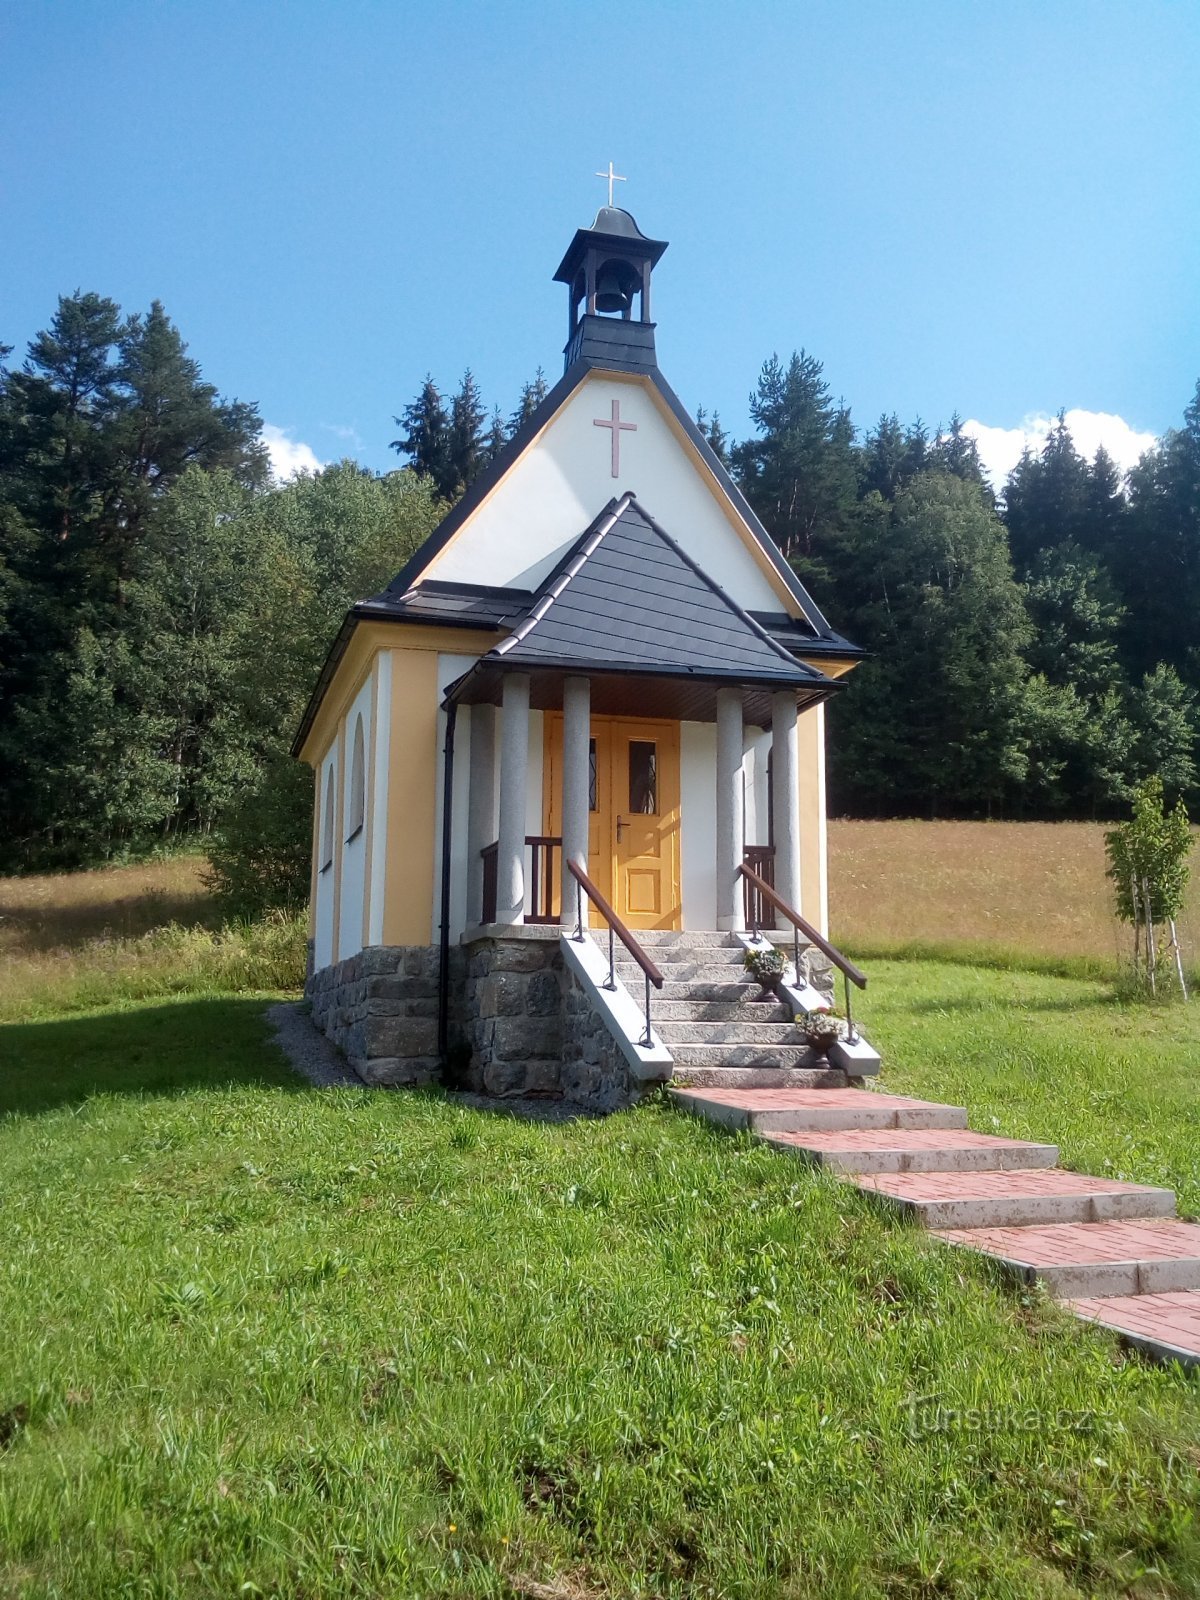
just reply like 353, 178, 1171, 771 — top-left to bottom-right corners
1, 834, 1199, 1598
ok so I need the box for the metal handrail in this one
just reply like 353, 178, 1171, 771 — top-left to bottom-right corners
566, 859, 663, 1046
736, 859, 866, 1040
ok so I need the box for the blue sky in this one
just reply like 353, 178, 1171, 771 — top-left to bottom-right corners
3, 1, 1198, 484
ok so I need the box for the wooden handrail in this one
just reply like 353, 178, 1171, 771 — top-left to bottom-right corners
566, 859, 664, 989
736, 861, 867, 990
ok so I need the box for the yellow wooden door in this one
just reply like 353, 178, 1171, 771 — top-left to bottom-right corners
543, 713, 681, 930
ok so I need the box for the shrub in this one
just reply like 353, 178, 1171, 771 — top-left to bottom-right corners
205, 754, 312, 919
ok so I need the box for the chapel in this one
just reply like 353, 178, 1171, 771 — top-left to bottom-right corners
295, 197, 870, 1104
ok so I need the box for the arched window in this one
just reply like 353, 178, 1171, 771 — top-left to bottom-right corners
321, 765, 335, 870
347, 714, 366, 840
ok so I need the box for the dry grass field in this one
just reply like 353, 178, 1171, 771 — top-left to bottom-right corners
830, 818, 1200, 973
0, 852, 213, 957
0, 854, 303, 1021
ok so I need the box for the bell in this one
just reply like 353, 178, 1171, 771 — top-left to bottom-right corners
595, 263, 633, 315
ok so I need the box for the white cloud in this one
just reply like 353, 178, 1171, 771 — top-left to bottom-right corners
959, 409, 1157, 492
322, 422, 365, 452
262, 423, 325, 482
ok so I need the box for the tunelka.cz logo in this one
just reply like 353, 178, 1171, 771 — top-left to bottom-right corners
905, 1393, 1097, 1440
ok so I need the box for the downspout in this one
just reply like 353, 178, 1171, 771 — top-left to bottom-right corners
437, 700, 459, 1063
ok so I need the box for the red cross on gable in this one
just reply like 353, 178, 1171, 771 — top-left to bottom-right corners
593, 398, 636, 478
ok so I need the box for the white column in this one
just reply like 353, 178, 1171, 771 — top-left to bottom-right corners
496, 673, 531, 924
465, 703, 496, 926
560, 675, 591, 927
771, 690, 801, 913
715, 687, 744, 931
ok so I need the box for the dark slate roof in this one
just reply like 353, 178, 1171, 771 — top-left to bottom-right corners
355, 580, 533, 632
482, 494, 828, 686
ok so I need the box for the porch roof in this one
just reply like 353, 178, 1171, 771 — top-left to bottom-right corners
442, 493, 841, 725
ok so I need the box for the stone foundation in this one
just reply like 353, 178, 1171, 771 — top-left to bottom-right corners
561, 965, 642, 1112
305, 928, 837, 1111
305, 944, 463, 1087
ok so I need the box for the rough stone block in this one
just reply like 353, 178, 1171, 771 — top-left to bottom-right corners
483, 1058, 532, 1097
363, 1015, 439, 1059
488, 942, 556, 974
526, 969, 561, 1016
478, 971, 530, 1019
355, 1055, 441, 1087
492, 1016, 560, 1059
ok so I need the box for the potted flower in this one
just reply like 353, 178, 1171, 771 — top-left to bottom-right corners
800, 1010, 849, 1058
742, 943, 786, 992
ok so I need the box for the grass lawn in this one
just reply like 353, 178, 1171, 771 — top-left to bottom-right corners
2, 982, 1200, 1598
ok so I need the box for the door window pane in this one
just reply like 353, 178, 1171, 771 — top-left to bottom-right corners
589, 739, 597, 811
629, 740, 657, 814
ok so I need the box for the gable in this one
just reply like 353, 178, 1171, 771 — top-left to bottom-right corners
412, 369, 796, 615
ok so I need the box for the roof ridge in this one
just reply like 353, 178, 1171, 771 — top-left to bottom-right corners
623, 497, 823, 678
490, 492, 635, 659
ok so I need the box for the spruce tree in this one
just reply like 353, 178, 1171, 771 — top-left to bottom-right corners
447, 369, 487, 495
391, 375, 451, 491
507, 367, 548, 436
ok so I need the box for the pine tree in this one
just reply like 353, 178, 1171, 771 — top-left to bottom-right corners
734, 350, 858, 568
447, 369, 487, 495
508, 367, 548, 436
484, 406, 507, 463
391, 375, 451, 491
1003, 411, 1091, 573
932, 414, 989, 497
695, 406, 730, 466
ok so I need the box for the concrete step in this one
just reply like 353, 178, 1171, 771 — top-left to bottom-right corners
652, 999, 793, 1023
633, 930, 741, 948
852, 1168, 1177, 1230
668, 1086, 969, 1134
1067, 1289, 1200, 1368
934, 1218, 1200, 1300
670, 1066, 847, 1090
763, 1127, 1059, 1176
670, 1042, 824, 1069
617, 959, 750, 983
656, 1020, 806, 1046
655, 981, 763, 1002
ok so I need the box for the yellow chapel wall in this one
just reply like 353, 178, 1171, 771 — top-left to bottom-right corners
300, 623, 502, 962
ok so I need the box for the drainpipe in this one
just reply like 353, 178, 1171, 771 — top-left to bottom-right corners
437, 700, 459, 1063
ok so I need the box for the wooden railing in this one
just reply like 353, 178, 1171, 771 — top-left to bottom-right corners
736, 858, 867, 1039
741, 844, 776, 930
480, 835, 562, 925
566, 859, 663, 1046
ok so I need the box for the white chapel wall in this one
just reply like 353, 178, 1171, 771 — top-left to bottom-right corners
680, 721, 717, 929
432, 654, 481, 944
422, 374, 788, 614
366, 652, 392, 946
336, 673, 375, 963
313, 738, 338, 970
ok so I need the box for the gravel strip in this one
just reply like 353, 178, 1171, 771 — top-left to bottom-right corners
265, 1001, 363, 1089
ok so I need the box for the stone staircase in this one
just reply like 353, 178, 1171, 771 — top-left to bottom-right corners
669, 1081, 1200, 1369
617, 930, 842, 1088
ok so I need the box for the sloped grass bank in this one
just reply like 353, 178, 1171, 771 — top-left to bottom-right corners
1, 996, 1199, 1598
855, 960, 1200, 1218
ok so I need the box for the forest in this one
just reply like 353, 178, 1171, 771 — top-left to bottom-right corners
1, 291, 1197, 900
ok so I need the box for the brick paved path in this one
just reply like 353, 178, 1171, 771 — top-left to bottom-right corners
669, 1083, 1200, 1368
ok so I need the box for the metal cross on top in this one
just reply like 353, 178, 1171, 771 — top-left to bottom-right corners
594, 398, 636, 478
595, 161, 626, 207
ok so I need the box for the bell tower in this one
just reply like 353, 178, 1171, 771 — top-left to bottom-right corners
552, 204, 669, 375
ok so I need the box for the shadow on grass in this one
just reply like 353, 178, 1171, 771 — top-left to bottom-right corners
0, 996, 305, 1119
0, 887, 219, 956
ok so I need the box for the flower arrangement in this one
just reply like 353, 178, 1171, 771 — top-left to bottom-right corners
800, 1010, 849, 1054
742, 943, 786, 987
